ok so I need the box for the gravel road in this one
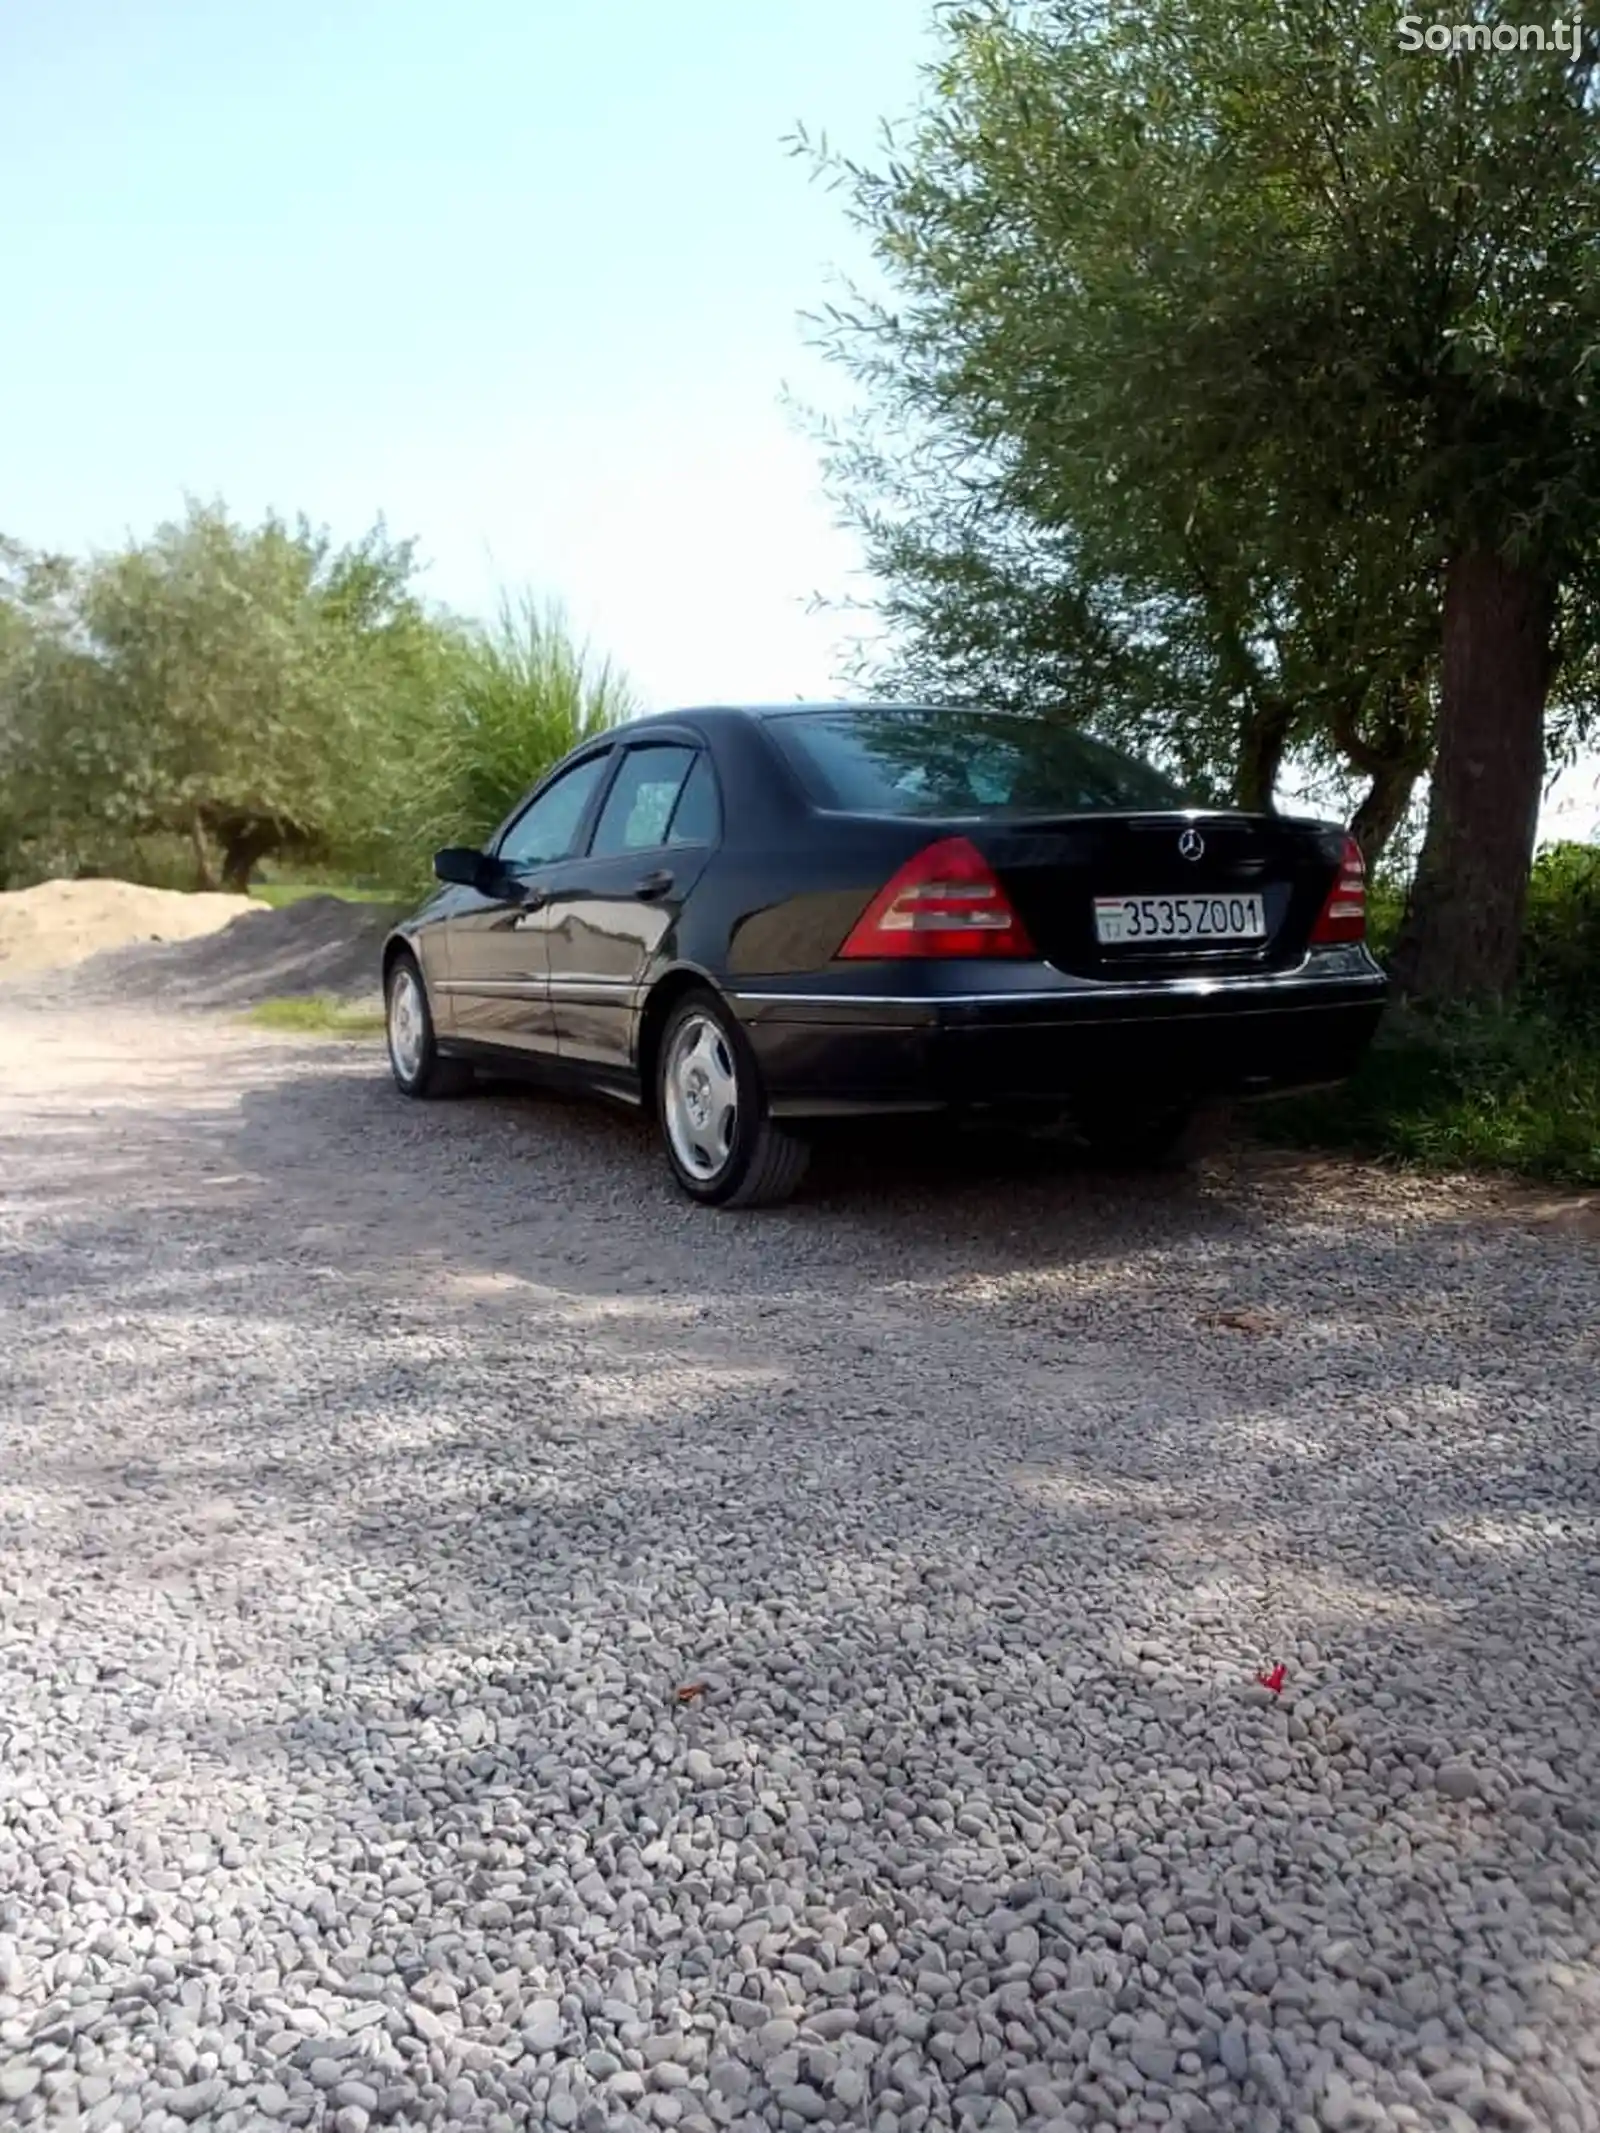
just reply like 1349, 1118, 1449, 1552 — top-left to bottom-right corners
2, 1002, 1597, 2133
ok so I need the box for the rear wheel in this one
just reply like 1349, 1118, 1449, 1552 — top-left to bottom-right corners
386, 953, 474, 1100
656, 991, 809, 1208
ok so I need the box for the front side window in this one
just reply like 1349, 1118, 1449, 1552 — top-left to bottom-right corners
590, 744, 697, 856
498, 752, 611, 867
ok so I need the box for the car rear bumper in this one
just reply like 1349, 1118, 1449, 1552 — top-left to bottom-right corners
730, 952, 1388, 1118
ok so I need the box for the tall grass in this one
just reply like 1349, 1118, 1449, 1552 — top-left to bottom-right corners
371, 597, 636, 892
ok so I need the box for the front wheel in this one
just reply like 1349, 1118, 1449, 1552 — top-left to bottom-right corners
656, 992, 809, 1208
386, 953, 474, 1100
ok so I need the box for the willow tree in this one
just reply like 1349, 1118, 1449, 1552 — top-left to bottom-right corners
813, 0, 1600, 996
2, 504, 443, 890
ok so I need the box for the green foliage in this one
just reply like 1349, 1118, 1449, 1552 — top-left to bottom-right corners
1519, 842, 1600, 1042
1258, 1005, 1600, 1188
0, 503, 449, 891
0, 508, 625, 901
1261, 841, 1600, 1185
807, 0, 1600, 865
0, 539, 92, 888
249, 879, 399, 909
241, 995, 387, 1036
365, 594, 635, 892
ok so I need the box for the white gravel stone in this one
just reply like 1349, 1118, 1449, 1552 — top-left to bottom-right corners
1, 1000, 1597, 2133
523, 2000, 564, 2053
1436, 1760, 1483, 1801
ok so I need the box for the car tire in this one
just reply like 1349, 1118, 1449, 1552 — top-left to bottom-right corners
385, 952, 474, 1100
1075, 1097, 1232, 1170
656, 990, 810, 1208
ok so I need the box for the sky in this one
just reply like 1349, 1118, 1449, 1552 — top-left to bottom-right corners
2, 0, 1596, 839
0, 0, 929, 701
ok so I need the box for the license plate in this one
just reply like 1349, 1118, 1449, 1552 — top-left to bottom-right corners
1093, 893, 1266, 946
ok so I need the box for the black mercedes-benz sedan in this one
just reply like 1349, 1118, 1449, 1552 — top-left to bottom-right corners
381, 703, 1386, 1206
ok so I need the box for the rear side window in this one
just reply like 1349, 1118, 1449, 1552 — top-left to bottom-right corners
767, 709, 1185, 817
667, 752, 720, 846
590, 744, 697, 856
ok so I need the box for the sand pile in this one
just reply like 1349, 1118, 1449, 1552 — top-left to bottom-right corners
0, 880, 401, 1007
66, 893, 398, 1007
0, 878, 255, 978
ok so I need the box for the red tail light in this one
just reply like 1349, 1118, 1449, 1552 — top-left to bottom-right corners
838, 835, 1036, 959
1311, 833, 1367, 944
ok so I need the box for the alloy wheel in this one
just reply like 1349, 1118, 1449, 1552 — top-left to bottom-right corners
387, 965, 427, 1083
662, 1012, 739, 1181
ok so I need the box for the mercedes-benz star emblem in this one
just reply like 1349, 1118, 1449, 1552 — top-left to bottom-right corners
1178, 827, 1206, 862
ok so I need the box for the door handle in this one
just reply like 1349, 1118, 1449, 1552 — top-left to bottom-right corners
516, 887, 550, 913
633, 869, 674, 901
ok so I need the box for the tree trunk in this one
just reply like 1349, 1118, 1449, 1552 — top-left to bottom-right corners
218, 820, 279, 895
1390, 548, 1551, 1004
189, 810, 217, 892
1235, 701, 1293, 813
1350, 760, 1420, 872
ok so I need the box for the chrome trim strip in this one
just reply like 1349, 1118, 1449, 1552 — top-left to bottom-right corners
437, 976, 638, 1005
547, 977, 636, 998
433, 980, 545, 999
728, 971, 1383, 1010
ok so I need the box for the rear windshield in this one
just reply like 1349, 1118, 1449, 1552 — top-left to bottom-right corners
766, 708, 1185, 818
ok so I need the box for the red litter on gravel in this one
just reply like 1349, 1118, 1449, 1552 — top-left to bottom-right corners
1256, 1663, 1287, 1696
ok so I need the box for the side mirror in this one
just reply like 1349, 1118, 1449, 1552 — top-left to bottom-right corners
433, 845, 493, 891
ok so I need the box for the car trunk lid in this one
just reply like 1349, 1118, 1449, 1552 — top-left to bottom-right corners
968, 811, 1338, 979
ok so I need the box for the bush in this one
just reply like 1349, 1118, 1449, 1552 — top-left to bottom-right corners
1519, 841, 1600, 1042
1261, 841, 1600, 1187
1259, 1005, 1600, 1187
